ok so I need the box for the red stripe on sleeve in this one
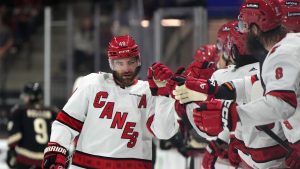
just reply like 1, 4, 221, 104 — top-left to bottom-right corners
56, 111, 84, 132
266, 90, 297, 108
146, 115, 155, 136
250, 74, 259, 84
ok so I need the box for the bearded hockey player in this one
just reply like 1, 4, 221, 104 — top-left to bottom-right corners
173, 0, 300, 168
42, 35, 179, 169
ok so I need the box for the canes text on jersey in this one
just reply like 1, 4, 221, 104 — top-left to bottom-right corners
93, 91, 146, 148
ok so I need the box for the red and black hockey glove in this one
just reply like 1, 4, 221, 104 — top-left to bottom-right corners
151, 62, 173, 81
165, 67, 186, 98
285, 142, 300, 169
202, 139, 228, 169
182, 60, 216, 80
147, 67, 169, 96
42, 142, 69, 169
228, 137, 241, 167
185, 76, 218, 96
192, 100, 238, 136
175, 100, 186, 118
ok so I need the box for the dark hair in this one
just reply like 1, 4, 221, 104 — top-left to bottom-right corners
232, 45, 258, 68
259, 26, 288, 47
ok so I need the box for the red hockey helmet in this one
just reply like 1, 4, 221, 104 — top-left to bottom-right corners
107, 35, 140, 60
238, 0, 283, 33
194, 44, 219, 63
279, 0, 300, 32
224, 22, 249, 60
216, 21, 236, 53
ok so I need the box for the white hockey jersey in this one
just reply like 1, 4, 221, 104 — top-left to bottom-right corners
186, 63, 260, 140
233, 77, 287, 169
232, 33, 300, 168
50, 72, 179, 169
237, 33, 300, 126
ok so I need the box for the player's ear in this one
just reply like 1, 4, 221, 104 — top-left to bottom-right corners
249, 24, 259, 36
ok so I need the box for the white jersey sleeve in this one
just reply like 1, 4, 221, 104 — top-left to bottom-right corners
281, 96, 300, 143
50, 73, 92, 148
238, 33, 300, 126
232, 76, 255, 105
150, 96, 179, 139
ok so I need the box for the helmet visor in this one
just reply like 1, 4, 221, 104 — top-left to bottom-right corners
238, 15, 249, 33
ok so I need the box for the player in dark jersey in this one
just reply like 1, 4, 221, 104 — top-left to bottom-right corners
6, 82, 58, 169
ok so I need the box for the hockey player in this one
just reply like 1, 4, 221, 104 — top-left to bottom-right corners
215, 21, 236, 69
149, 44, 219, 169
280, 0, 300, 33
192, 21, 261, 169
42, 35, 179, 169
278, 1, 300, 168
6, 82, 58, 169
173, 0, 300, 168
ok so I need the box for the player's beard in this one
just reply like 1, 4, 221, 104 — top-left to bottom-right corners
113, 66, 141, 88
246, 31, 265, 56
246, 31, 268, 63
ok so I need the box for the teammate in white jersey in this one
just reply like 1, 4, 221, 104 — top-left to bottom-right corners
215, 21, 236, 69
185, 21, 262, 169
41, 35, 179, 169
277, 1, 300, 168
148, 44, 219, 169
280, 0, 300, 33
173, 0, 300, 168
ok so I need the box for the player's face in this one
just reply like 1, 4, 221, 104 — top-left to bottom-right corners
216, 39, 229, 69
111, 57, 139, 87
217, 56, 227, 69
246, 28, 265, 56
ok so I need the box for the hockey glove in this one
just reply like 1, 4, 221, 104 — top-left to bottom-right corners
175, 100, 186, 118
185, 76, 218, 94
182, 60, 216, 79
285, 142, 300, 169
147, 67, 169, 96
193, 100, 238, 136
165, 67, 186, 99
202, 139, 228, 169
173, 84, 209, 104
228, 137, 241, 167
6, 148, 17, 168
42, 142, 69, 169
151, 62, 173, 81
173, 76, 218, 103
